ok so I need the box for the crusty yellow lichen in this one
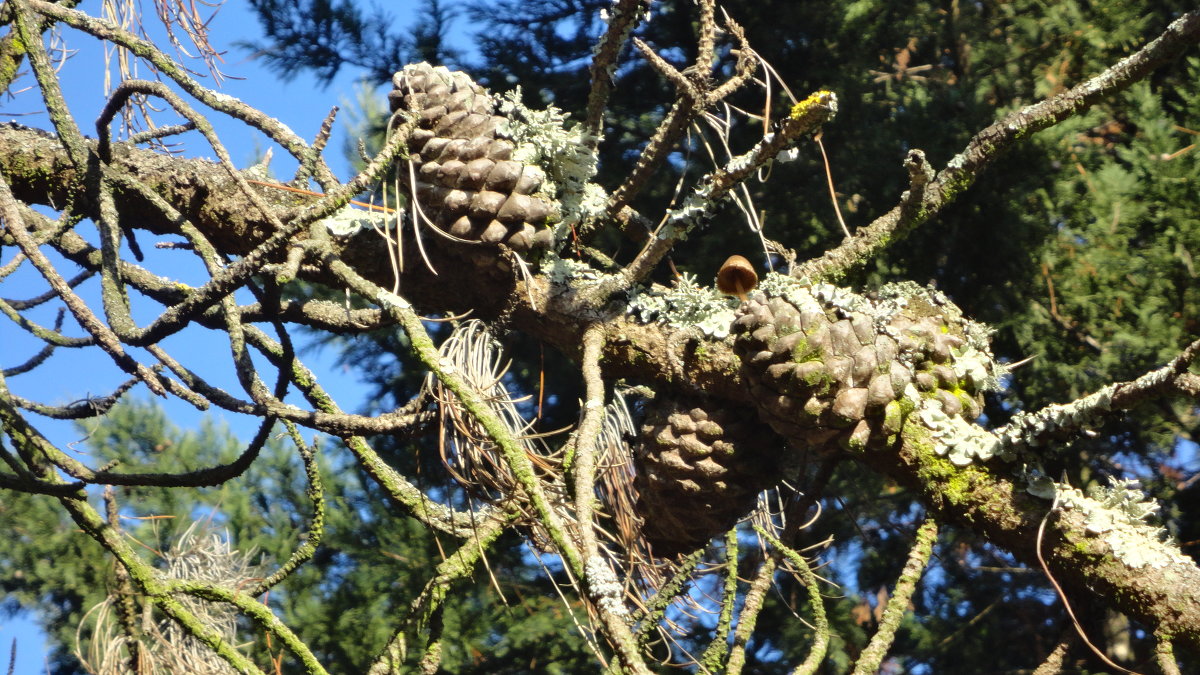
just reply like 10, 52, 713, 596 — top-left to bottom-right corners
790, 90, 836, 120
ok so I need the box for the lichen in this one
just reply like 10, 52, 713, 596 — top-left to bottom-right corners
916, 399, 1003, 466
376, 289, 411, 311
626, 273, 739, 338
789, 90, 838, 121
585, 557, 628, 617
1041, 477, 1188, 569
496, 88, 599, 228
541, 253, 606, 286
995, 387, 1113, 451
318, 206, 396, 237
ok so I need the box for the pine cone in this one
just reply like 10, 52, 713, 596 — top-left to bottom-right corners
633, 397, 785, 556
389, 63, 558, 251
732, 281, 996, 454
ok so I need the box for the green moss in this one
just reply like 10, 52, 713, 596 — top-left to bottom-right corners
883, 400, 905, 434
800, 368, 833, 390
790, 335, 822, 362
936, 165, 979, 203
906, 422, 975, 507
955, 390, 977, 411
940, 468, 978, 507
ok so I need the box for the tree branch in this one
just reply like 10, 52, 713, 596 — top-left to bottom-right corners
794, 10, 1200, 282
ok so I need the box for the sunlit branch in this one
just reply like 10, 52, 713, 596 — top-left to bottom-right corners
583, 0, 649, 146
795, 10, 1200, 282
850, 518, 938, 675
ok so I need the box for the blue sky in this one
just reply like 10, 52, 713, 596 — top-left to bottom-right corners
0, 1, 461, 670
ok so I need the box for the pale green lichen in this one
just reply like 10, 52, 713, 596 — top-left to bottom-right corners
875, 282, 998, 357
576, 182, 609, 221
996, 387, 1114, 449
627, 273, 739, 338
1044, 477, 1187, 569
540, 252, 606, 285
318, 207, 396, 237
585, 557, 629, 617
496, 88, 598, 226
1023, 468, 1058, 500
759, 271, 872, 317
497, 89, 597, 184
376, 289, 411, 311
916, 400, 1004, 466
951, 344, 1000, 391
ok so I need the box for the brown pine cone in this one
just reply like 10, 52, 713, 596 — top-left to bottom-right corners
633, 396, 786, 556
389, 63, 558, 251
732, 281, 998, 456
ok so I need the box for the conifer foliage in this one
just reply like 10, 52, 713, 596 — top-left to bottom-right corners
2, 1, 1199, 673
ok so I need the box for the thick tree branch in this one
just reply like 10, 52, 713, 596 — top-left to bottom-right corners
858, 421, 1200, 653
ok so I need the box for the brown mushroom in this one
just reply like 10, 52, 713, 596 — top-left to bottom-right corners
716, 255, 758, 301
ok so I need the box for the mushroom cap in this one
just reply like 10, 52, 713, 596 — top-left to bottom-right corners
716, 255, 758, 299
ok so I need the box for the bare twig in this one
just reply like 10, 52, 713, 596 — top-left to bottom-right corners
596, 89, 836, 300
28, 0, 340, 189
584, 0, 649, 147
603, 12, 756, 219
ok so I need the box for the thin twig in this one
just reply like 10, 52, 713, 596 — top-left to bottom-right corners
813, 132, 850, 238
725, 555, 775, 675
584, 0, 649, 147
851, 518, 938, 675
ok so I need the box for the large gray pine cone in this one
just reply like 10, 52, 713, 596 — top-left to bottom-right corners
731, 282, 996, 455
634, 397, 784, 556
389, 63, 558, 251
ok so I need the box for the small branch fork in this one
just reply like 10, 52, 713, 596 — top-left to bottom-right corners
579, 89, 836, 308
603, 0, 757, 218
583, 0, 650, 147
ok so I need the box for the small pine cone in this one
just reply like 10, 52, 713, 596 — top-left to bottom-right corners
633, 397, 784, 556
732, 283, 994, 454
390, 63, 558, 251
